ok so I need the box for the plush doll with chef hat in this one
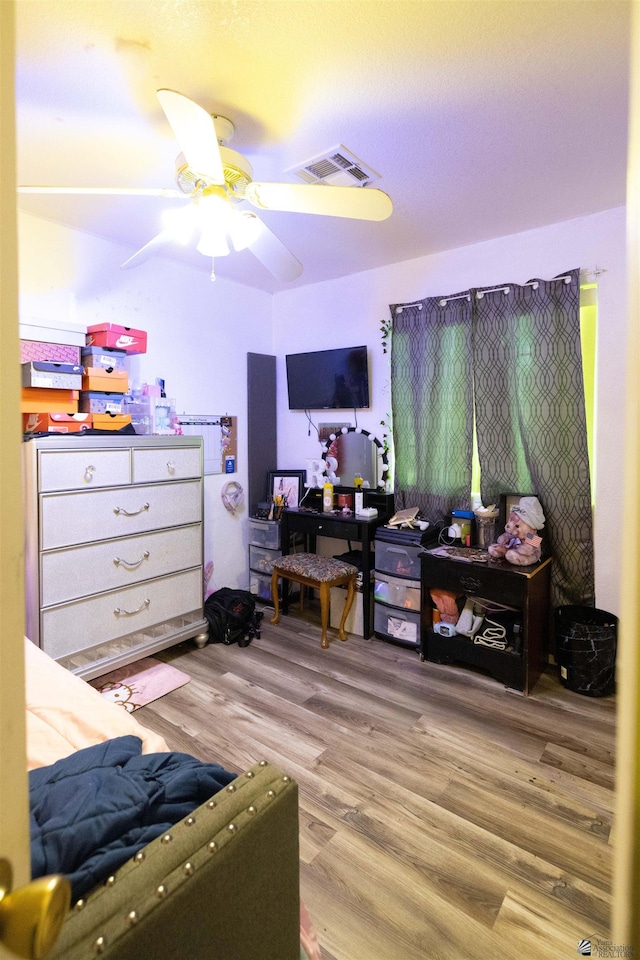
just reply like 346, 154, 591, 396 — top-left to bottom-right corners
488, 496, 545, 566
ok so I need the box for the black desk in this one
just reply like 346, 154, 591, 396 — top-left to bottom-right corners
279, 508, 390, 638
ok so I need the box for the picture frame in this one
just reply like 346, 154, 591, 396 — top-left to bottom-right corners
267, 470, 306, 510
498, 492, 539, 530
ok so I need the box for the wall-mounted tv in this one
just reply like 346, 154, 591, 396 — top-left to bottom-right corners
285, 345, 370, 410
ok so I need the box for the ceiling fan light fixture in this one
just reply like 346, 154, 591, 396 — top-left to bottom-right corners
230, 211, 262, 252
195, 192, 231, 257
161, 204, 197, 245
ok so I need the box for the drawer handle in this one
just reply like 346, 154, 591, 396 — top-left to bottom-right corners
84, 465, 96, 482
113, 502, 150, 517
113, 551, 150, 568
460, 576, 482, 593
167, 460, 175, 474
114, 598, 150, 617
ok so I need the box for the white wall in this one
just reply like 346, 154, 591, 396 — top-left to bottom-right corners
273, 207, 627, 615
18, 212, 274, 592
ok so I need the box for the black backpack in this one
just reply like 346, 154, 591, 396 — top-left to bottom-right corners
204, 588, 263, 647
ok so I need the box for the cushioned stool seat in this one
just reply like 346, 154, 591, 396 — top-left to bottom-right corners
270, 553, 358, 649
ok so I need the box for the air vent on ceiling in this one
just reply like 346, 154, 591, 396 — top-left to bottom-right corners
287, 145, 381, 187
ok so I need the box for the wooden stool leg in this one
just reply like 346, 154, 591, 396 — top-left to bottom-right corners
270, 570, 281, 625
338, 577, 355, 641
319, 581, 331, 649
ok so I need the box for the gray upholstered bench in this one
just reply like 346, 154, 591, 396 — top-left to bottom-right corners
270, 553, 358, 649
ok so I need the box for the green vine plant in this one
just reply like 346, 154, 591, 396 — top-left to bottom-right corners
379, 317, 393, 470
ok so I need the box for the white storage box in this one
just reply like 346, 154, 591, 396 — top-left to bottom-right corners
374, 603, 420, 645
248, 519, 280, 550
330, 586, 367, 637
19, 317, 87, 347
374, 572, 421, 611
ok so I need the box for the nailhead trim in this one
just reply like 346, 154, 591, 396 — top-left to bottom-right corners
161, 833, 173, 844
93, 936, 106, 954
183, 862, 194, 876
282, 775, 291, 783
185, 816, 196, 826
227, 784, 236, 792
75, 899, 86, 912
134, 851, 145, 863
208, 841, 218, 853
207, 799, 216, 809
267, 790, 276, 799
247, 805, 258, 815
156, 884, 168, 899
127, 911, 138, 927
106, 875, 116, 887
259, 760, 268, 766
246, 771, 255, 778
227, 823, 237, 833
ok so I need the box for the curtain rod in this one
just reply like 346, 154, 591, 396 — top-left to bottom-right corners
441, 267, 605, 306
396, 267, 606, 312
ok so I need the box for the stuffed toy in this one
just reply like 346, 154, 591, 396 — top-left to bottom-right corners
487, 496, 545, 566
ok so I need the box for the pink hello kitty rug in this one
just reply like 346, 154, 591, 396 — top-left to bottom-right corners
88, 658, 191, 713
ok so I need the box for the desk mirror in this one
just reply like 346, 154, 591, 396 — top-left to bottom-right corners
323, 427, 387, 489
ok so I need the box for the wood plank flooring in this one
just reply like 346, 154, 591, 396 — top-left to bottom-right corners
137, 604, 616, 960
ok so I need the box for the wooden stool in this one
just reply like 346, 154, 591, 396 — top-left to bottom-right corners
270, 553, 358, 649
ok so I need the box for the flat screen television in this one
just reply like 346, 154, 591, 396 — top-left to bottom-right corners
285, 345, 370, 410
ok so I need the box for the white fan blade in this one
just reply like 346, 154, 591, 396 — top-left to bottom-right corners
244, 182, 393, 221
157, 89, 224, 185
121, 232, 172, 269
17, 186, 183, 197
243, 215, 303, 281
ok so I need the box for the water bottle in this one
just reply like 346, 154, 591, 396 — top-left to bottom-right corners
323, 480, 334, 513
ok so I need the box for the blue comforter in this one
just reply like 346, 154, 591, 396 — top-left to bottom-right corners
30, 735, 236, 901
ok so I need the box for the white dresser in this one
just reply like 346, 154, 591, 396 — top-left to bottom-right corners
23, 435, 208, 680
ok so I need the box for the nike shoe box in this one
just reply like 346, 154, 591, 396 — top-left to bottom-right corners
85, 323, 147, 354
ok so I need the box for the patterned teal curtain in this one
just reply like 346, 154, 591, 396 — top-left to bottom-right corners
473, 268, 594, 606
388, 296, 474, 523
390, 269, 594, 608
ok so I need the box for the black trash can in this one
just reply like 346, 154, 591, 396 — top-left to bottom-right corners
555, 606, 618, 697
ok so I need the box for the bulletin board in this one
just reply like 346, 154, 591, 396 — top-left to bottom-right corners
174, 415, 237, 475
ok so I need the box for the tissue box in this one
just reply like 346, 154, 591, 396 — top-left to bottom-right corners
82, 369, 129, 393
86, 323, 147, 354
21, 389, 79, 414
81, 346, 128, 370
23, 412, 92, 433
79, 391, 125, 414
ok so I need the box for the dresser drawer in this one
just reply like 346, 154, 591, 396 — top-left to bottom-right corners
41, 479, 202, 549
132, 445, 201, 483
374, 572, 421, 611
421, 554, 530, 607
290, 513, 360, 541
41, 524, 202, 606
41, 567, 203, 661
374, 603, 420, 645
375, 540, 422, 579
38, 448, 130, 491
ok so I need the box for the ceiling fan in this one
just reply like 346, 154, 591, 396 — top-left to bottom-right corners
17, 89, 393, 282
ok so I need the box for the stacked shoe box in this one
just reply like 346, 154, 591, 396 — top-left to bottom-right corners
78, 324, 147, 431
21, 320, 147, 435
21, 319, 87, 433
